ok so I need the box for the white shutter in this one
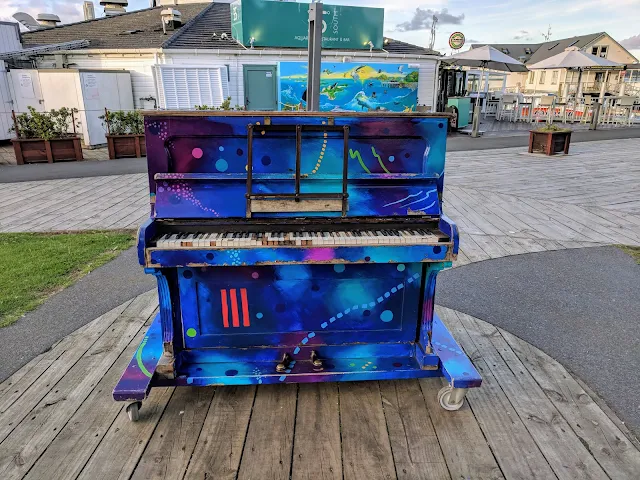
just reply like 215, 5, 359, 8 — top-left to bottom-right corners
156, 65, 229, 109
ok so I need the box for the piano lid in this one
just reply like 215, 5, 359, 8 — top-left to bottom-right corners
144, 112, 449, 220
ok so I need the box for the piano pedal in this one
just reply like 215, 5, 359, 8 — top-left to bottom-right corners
276, 353, 292, 373
310, 350, 324, 369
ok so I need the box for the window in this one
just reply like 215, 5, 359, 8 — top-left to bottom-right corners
524, 47, 532, 55
591, 46, 599, 55
551, 70, 559, 85
528, 71, 535, 84
539, 71, 546, 84
599, 46, 608, 58
155, 65, 230, 109
501, 48, 510, 54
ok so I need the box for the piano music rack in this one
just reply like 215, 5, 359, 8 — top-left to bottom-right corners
246, 124, 350, 218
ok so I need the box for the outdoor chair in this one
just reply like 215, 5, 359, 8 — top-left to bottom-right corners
577, 97, 596, 124
609, 97, 636, 126
496, 94, 518, 121
533, 96, 555, 123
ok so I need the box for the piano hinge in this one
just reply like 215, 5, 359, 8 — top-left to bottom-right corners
263, 116, 271, 125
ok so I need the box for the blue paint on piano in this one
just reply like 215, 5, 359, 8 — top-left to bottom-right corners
114, 111, 481, 412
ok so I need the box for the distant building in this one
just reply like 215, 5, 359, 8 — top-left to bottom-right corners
17, 2, 442, 112
473, 32, 640, 97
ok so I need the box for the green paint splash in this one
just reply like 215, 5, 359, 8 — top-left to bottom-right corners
136, 337, 153, 378
370, 146, 391, 174
349, 148, 371, 174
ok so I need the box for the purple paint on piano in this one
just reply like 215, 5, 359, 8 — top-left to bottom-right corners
114, 112, 480, 415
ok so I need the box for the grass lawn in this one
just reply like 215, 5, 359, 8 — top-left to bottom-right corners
0, 231, 135, 327
617, 245, 640, 264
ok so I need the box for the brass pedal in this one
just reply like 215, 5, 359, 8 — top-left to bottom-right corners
276, 353, 292, 373
310, 350, 323, 368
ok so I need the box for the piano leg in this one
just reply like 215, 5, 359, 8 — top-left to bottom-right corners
113, 313, 163, 404
151, 269, 177, 379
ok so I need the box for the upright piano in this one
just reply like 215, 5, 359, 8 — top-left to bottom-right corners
114, 111, 481, 420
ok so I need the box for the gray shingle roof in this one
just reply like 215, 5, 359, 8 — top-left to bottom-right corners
472, 33, 605, 65
21, 4, 210, 50
165, 3, 437, 55
20, 2, 437, 56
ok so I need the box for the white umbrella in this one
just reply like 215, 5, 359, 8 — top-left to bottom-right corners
442, 46, 528, 136
527, 47, 623, 99
442, 45, 528, 72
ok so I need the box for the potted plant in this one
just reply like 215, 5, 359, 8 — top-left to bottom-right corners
101, 109, 146, 159
10, 107, 83, 164
528, 124, 572, 156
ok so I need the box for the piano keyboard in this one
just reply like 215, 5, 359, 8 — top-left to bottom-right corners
155, 230, 441, 248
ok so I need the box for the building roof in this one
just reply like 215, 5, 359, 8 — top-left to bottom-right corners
527, 32, 604, 64
164, 3, 438, 55
471, 32, 606, 64
470, 43, 542, 63
472, 32, 605, 65
21, 4, 210, 50
20, 2, 437, 56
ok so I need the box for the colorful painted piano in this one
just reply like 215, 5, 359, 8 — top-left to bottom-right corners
113, 111, 481, 421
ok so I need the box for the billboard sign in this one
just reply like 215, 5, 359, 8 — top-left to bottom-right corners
231, 0, 384, 50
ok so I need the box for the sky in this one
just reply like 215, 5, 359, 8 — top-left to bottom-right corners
3, 0, 640, 60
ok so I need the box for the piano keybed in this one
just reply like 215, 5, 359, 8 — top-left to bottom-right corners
155, 229, 443, 248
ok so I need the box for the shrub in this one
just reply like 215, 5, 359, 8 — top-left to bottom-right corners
195, 97, 245, 111
10, 106, 79, 140
100, 110, 144, 135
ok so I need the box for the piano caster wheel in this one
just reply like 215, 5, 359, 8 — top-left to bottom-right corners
126, 401, 142, 422
276, 353, 292, 373
437, 386, 466, 411
310, 350, 323, 368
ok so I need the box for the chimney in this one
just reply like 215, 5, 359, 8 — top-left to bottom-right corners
161, 7, 182, 34
36, 13, 61, 27
83, 1, 95, 21
100, 0, 128, 16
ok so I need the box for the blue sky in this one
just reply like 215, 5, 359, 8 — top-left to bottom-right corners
4, 0, 640, 60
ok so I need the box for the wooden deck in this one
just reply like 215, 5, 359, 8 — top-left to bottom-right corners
1, 289, 640, 480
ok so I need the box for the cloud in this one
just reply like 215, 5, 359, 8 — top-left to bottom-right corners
620, 34, 640, 50
395, 8, 464, 32
3, 0, 84, 25
513, 30, 533, 41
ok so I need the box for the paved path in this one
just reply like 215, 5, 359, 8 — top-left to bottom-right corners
2, 291, 640, 480
0, 126, 637, 182
438, 246, 640, 438
2, 138, 640, 240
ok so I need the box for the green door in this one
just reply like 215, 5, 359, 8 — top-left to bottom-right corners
243, 65, 277, 111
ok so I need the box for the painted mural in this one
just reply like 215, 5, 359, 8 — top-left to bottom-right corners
279, 62, 419, 112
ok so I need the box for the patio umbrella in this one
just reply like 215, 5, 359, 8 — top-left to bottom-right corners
442, 46, 528, 136
526, 47, 622, 99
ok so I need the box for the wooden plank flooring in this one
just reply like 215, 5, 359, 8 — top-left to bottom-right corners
0, 291, 638, 479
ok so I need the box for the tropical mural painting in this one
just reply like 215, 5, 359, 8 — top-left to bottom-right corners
279, 62, 419, 112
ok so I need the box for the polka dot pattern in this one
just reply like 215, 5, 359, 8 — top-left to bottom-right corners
280, 272, 421, 382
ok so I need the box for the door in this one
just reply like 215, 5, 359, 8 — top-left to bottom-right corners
0, 61, 13, 140
243, 65, 277, 111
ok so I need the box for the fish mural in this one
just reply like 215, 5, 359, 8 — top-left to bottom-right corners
279, 62, 419, 112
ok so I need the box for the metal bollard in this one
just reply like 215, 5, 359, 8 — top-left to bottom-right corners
589, 102, 602, 130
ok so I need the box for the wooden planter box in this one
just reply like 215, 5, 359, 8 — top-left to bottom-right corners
528, 130, 572, 156
106, 134, 146, 159
11, 137, 83, 164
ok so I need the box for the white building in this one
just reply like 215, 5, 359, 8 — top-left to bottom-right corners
473, 33, 640, 97
18, 2, 441, 115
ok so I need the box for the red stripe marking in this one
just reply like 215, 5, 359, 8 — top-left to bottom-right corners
220, 290, 229, 328
241, 288, 250, 327
230, 288, 240, 327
